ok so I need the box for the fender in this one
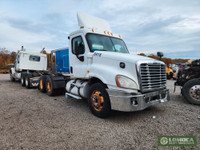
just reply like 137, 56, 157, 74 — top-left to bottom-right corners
88, 73, 107, 85
10, 67, 21, 80
10, 67, 15, 75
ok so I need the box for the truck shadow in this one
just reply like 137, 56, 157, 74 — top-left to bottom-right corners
64, 97, 169, 120
108, 106, 164, 121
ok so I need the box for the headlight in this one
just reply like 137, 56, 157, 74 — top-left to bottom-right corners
116, 75, 137, 89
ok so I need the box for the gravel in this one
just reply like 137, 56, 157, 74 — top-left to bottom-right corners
0, 74, 199, 150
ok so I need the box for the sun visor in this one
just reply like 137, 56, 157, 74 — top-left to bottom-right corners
77, 12, 111, 32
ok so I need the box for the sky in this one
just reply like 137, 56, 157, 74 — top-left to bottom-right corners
0, 0, 200, 59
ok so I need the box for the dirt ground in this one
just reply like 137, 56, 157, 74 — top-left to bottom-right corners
0, 74, 199, 150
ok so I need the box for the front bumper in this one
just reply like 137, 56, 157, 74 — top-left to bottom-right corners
106, 88, 169, 112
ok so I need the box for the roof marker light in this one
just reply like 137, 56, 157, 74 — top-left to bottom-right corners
111, 33, 113, 36
119, 35, 121, 38
104, 31, 106, 34
107, 32, 110, 35
92, 28, 94, 32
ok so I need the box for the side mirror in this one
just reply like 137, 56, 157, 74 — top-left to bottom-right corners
78, 55, 84, 62
157, 52, 163, 60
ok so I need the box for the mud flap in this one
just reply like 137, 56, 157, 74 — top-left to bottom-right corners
29, 77, 40, 87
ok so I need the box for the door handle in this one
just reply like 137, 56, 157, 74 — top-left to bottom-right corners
70, 66, 73, 73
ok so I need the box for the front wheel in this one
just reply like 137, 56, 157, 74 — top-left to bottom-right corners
182, 79, 200, 105
88, 83, 111, 118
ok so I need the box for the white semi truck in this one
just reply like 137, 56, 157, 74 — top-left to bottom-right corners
11, 13, 169, 118
10, 47, 47, 87
10, 47, 69, 91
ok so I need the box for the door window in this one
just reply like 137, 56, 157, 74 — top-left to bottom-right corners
72, 36, 85, 55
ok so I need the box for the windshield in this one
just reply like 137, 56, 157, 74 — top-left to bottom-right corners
86, 34, 129, 53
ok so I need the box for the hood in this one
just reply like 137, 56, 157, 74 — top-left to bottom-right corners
96, 51, 164, 64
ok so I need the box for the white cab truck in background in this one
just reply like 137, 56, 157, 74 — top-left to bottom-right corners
10, 47, 69, 90
10, 47, 47, 87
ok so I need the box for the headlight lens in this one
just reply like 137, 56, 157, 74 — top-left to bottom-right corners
116, 75, 137, 89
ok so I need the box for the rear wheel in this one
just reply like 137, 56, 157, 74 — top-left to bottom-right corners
88, 83, 111, 118
38, 75, 47, 93
182, 79, 200, 105
46, 76, 57, 96
25, 74, 32, 89
21, 73, 25, 86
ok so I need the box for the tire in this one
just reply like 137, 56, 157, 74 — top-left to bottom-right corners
21, 73, 25, 86
38, 75, 47, 93
88, 83, 111, 118
10, 71, 15, 82
167, 73, 170, 79
46, 76, 57, 96
25, 74, 32, 89
170, 72, 173, 79
182, 78, 200, 105
167, 72, 173, 79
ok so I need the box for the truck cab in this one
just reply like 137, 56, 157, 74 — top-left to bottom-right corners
65, 12, 169, 117
10, 50, 47, 82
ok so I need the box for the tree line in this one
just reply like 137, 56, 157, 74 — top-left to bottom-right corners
137, 53, 189, 65
0, 48, 17, 70
0, 47, 190, 71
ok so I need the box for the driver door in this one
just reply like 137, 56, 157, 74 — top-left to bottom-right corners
69, 33, 88, 78
15, 53, 21, 71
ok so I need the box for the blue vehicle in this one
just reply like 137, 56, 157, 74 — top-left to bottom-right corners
37, 48, 71, 96
53, 48, 70, 73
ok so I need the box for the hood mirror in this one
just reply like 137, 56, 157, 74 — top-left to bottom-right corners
157, 52, 163, 60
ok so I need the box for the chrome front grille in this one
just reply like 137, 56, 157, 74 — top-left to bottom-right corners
139, 63, 166, 92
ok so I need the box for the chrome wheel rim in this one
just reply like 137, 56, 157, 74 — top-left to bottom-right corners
25, 78, 28, 86
189, 85, 200, 101
21, 78, 24, 85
